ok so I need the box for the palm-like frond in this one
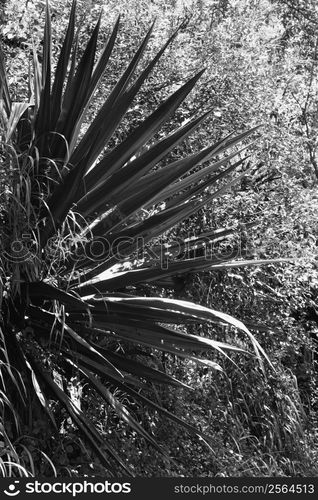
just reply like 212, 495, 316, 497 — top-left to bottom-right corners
0, 0, 272, 475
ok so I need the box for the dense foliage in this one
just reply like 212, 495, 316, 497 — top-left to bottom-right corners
0, 0, 317, 477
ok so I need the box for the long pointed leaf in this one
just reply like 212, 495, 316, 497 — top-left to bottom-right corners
68, 16, 120, 154
0, 51, 11, 116
34, 0, 52, 151
5, 103, 30, 143
50, 0, 77, 129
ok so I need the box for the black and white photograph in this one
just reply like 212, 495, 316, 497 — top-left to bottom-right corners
0, 0, 317, 496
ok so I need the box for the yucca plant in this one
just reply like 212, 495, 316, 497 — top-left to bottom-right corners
0, 0, 273, 475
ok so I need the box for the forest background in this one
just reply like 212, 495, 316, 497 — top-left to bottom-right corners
0, 0, 318, 477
